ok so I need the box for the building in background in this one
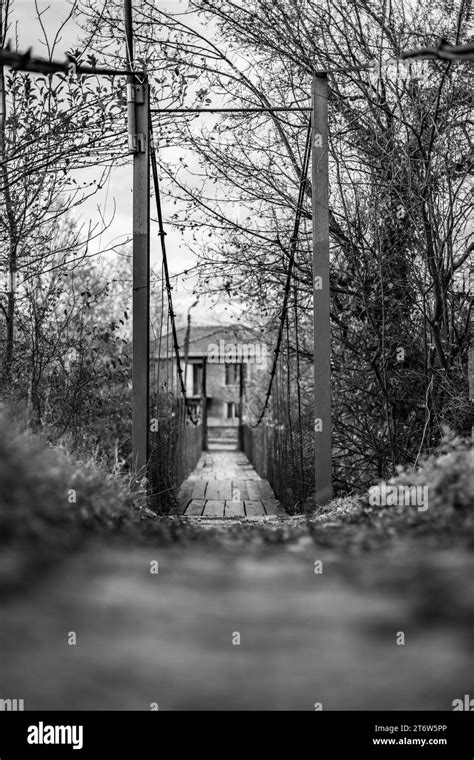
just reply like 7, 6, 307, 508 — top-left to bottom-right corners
152, 324, 269, 450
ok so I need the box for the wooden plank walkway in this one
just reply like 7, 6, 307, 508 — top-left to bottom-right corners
177, 452, 282, 517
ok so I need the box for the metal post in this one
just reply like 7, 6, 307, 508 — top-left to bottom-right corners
125, 0, 150, 477
312, 74, 333, 505
132, 82, 150, 477
0, 0, 17, 387
470, 267, 474, 443
202, 357, 208, 451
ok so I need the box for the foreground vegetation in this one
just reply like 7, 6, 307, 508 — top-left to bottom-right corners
1, 413, 471, 596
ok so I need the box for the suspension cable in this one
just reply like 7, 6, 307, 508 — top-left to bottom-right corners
149, 112, 198, 425
251, 116, 313, 426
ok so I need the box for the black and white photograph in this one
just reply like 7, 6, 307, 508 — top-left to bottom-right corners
0, 0, 473, 744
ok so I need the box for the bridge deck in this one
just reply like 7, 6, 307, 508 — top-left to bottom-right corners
177, 451, 282, 517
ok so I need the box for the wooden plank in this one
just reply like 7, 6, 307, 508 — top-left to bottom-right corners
205, 480, 232, 500
185, 499, 205, 516
203, 500, 225, 517
191, 481, 207, 499
262, 498, 280, 515
224, 501, 245, 517
244, 500, 265, 516
177, 482, 192, 500
246, 481, 261, 500
259, 480, 275, 499
177, 452, 280, 519
177, 483, 192, 510
242, 470, 259, 480
231, 480, 249, 501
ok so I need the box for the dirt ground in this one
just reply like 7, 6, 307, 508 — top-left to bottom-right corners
1, 512, 473, 711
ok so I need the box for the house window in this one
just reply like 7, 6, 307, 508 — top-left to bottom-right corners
192, 364, 202, 396
225, 363, 239, 385
226, 402, 240, 419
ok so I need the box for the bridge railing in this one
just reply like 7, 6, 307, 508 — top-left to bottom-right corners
149, 399, 202, 513
242, 417, 314, 513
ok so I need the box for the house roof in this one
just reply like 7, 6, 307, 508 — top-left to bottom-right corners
152, 323, 268, 358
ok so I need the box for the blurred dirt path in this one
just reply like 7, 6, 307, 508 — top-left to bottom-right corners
1, 521, 473, 710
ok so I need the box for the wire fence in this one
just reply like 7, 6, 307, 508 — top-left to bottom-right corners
149, 399, 202, 513
147, 119, 203, 514
243, 415, 314, 513
240, 117, 314, 514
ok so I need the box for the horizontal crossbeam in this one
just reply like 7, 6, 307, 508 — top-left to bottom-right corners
151, 107, 312, 114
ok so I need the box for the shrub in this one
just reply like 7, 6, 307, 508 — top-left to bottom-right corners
0, 411, 143, 592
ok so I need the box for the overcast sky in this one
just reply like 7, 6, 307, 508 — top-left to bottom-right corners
12, 0, 240, 327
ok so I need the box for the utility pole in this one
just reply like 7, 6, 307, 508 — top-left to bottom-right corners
124, 0, 150, 479
311, 74, 332, 506
183, 298, 199, 391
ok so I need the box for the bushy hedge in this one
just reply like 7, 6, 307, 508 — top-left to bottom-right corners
368, 431, 473, 514
0, 411, 146, 593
